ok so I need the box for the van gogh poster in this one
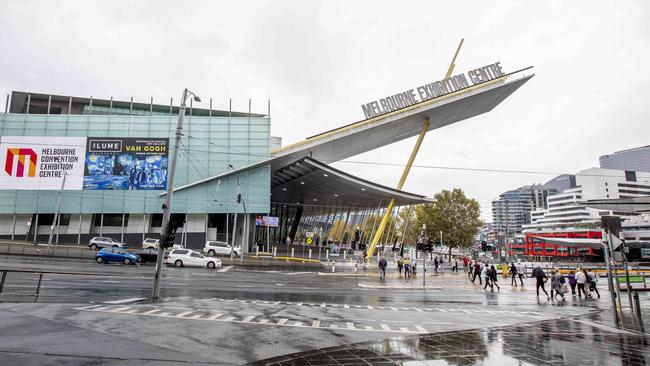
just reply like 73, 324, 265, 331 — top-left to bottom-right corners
83, 138, 169, 190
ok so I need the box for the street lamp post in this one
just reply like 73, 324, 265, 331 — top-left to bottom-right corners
152, 88, 200, 301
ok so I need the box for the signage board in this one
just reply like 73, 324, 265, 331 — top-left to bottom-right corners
84, 137, 169, 190
0, 136, 86, 190
361, 62, 505, 119
0, 136, 169, 191
261, 216, 279, 228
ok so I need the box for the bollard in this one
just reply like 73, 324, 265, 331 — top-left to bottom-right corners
309, 249, 312, 259
633, 291, 642, 320
423, 257, 426, 286
332, 261, 336, 272
291, 247, 294, 258
256, 246, 259, 256
326, 249, 329, 260
343, 251, 347, 261
273, 246, 277, 257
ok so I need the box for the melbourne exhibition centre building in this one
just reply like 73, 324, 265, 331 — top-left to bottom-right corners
0, 62, 533, 253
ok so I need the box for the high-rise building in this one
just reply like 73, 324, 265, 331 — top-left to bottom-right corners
525, 168, 650, 230
492, 184, 557, 244
599, 145, 650, 172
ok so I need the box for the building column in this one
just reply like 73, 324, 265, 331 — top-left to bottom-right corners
288, 206, 303, 244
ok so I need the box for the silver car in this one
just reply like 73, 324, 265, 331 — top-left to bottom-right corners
88, 237, 125, 250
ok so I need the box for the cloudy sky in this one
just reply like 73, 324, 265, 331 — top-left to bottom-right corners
1, 0, 649, 220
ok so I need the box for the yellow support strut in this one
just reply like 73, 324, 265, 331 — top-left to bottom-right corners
365, 118, 430, 259
365, 38, 463, 260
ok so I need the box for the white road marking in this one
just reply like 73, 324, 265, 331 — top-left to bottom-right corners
103, 297, 145, 304
123, 309, 139, 314
365, 326, 374, 330
112, 307, 131, 312
346, 322, 355, 330
293, 321, 303, 326
217, 266, 234, 273
344, 304, 350, 309
311, 320, 320, 327
412, 307, 423, 312
296, 302, 303, 306
242, 316, 255, 322
176, 311, 194, 317
276, 318, 288, 325
367, 305, 373, 310
400, 327, 410, 332
207, 313, 223, 320
191, 314, 203, 319
259, 319, 270, 324
76, 305, 104, 310
330, 325, 338, 329
414, 325, 428, 333
143, 309, 162, 315
380, 324, 391, 331
320, 303, 326, 308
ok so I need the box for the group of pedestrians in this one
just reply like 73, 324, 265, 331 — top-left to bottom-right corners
466, 259, 602, 302
467, 259, 501, 292
396, 256, 417, 278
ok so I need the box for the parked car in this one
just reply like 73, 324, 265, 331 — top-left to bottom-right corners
165, 248, 221, 269
141, 238, 160, 250
95, 247, 140, 265
203, 241, 240, 257
89, 237, 125, 250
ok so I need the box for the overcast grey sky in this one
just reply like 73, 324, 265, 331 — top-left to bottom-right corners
1, 0, 649, 220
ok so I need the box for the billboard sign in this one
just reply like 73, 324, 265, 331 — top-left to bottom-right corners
84, 137, 168, 190
256, 215, 279, 227
0, 136, 86, 190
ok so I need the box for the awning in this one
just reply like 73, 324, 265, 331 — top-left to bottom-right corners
271, 157, 433, 209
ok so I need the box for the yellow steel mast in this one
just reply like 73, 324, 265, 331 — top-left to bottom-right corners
365, 38, 464, 260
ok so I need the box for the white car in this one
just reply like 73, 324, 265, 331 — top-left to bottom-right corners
165, 248, 222, 269
203, 241, 240, 257
141, 238, 160, 249
89, 237, 125, 250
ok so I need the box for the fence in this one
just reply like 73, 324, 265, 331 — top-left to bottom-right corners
0, 270, 43, 298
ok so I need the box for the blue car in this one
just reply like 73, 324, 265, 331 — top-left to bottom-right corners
95, 247, 140, 265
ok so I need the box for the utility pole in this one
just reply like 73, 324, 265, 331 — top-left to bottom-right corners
47, 171, 67, 247
152, 88, 200, 301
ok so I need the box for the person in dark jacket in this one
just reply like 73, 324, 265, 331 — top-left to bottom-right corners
567, 271, 577, 297
489, 265, 500, 292
533, 265, 550, 300
509, 263, 518, 286
472, 261, 482, 285
378, 256, 387, 280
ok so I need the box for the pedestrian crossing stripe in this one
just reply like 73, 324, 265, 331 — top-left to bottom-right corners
73, 305, 429, 334
207, 297, 552, 317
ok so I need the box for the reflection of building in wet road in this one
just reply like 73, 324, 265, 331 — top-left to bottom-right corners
252, 318, 650, 365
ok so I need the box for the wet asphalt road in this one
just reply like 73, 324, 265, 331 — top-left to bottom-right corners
0, 255, 641, 365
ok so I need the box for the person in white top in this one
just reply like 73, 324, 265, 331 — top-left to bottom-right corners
575, 269, 587, 298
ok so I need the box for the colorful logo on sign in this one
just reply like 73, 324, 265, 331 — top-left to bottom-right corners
4, 148, 37, 177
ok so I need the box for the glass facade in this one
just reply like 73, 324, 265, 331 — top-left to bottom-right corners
0, 113, 271, 215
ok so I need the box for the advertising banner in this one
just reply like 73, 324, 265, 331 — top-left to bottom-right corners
0, 136, 86, 190
255, 216, 279, 227
83, 137, 169, 190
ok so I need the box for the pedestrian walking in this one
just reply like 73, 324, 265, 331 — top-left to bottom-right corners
468, 260, 474, 278
509, 262, 518, 286
567, 271, 577, 297
397, 257, 403, 276
378, 256, 387, 281
550, 270, 565, 301
434, 256, 439, 272
587, 269, 600, 299
489, 264, 500, 292
482, 264, 492, 291
453, 258, 459, 272
516, 262, 525, 286
575, 269, 587, 298
404, 257, 411, 278
472, 261, 482, 285
463, 256, 469, 272
532, 265, 550, 300
412, 257, 418, 278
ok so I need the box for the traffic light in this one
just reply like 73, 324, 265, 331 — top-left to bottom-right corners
161, 218, 181, 248
236, 194, 241, 204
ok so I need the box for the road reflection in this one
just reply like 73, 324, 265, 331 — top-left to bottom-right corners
251, 318, 649, 365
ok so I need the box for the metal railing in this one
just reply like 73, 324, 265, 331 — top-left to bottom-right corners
0, 270, 43, 298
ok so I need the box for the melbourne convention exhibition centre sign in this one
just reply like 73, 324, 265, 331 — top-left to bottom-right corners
0, 136, 168, 191
361, 62, 505, 119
